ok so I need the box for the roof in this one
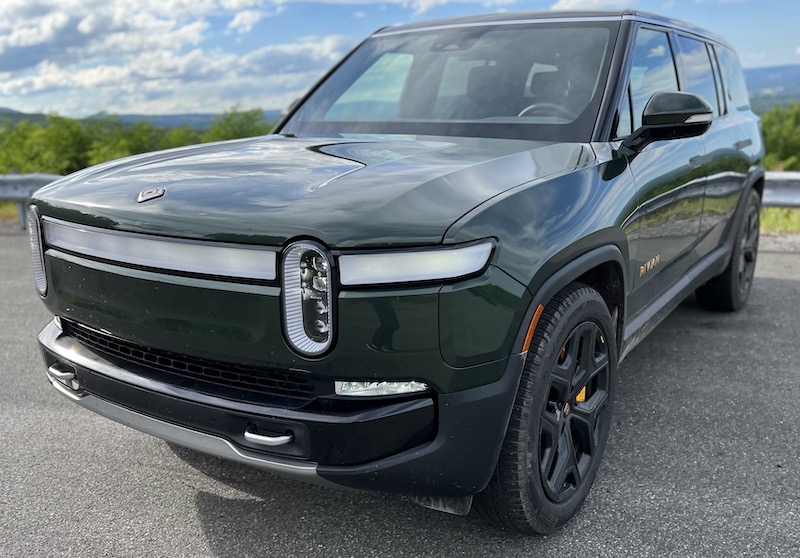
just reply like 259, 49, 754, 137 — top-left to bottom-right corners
374, 10, 730, 48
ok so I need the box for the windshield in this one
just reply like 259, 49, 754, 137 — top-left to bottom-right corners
281, 20, 619, 142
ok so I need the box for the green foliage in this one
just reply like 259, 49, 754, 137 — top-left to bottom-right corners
761, 208, 800, 235
751, 94, 800, 116
202, 105, 272, 143
0, 106, 273, 177
0, 117, 91, 174
159, 127, 202, 150
0, 202, 18, 220
761, 103, 800, 171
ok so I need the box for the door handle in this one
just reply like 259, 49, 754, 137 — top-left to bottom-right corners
689, 155, 709, 168
734, 139, 752, 150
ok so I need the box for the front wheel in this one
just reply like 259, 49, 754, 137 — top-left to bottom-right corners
475, 283, 617, 534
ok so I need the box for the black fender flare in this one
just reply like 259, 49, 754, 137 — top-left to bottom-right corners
508, 244, 627, 356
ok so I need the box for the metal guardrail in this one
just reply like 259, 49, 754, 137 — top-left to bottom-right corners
764, 171, 800, 209
2, 171, 800, 230
0, 174, 61, 228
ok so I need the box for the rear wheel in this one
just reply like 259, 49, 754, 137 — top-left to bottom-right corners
475, 283, 617, 534
695, 189, 760, 311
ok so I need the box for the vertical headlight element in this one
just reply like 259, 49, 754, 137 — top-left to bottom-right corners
282, 241, 334, 356
27, 206, 47, 296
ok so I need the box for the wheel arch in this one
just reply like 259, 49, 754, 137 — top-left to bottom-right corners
511, 244, 627, 358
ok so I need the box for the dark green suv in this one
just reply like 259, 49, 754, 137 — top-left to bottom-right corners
29, 10, 764, 534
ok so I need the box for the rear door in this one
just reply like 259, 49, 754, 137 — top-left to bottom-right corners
672, 35, 752, 257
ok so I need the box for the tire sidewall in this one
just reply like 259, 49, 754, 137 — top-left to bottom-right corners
522, 287, 618, 530
731, 189, 761, 308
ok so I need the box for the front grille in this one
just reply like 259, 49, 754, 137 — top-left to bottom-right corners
63, 320, 323, 407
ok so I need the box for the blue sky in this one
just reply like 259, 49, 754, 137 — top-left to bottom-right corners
0, 0, 797, 117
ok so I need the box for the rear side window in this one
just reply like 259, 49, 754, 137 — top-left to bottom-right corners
628, 28, 679, 130
674, 36, 721, 116
715, 46, 750, 111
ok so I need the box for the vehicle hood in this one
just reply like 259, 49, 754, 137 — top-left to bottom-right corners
34, 134, 596, 248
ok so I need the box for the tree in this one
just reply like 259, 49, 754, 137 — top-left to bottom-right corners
159, 127, 202, 150
761, 104, 800, 171
202, 105, 272, 143
37, 116, 90, 174
0, 107, 274, 177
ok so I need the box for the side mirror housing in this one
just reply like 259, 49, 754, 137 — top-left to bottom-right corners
622, 91, 713, 153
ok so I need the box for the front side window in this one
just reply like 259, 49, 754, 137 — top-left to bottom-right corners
282, 21, 619, 142
628, 28, 679, 130
675, 36, 720, 116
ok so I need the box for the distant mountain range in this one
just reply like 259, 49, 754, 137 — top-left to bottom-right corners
745, 64, 800, 97
1, 64, 798, 126
0, 107, 284, 130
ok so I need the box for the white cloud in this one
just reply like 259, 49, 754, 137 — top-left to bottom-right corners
227, 9, 265, 34
796, 46, 800, 58
550, 0, 629, 9
266, 0, 518, 15
0, 11, 70, 52
221, 0, 264, 8
0, 0, 355, 116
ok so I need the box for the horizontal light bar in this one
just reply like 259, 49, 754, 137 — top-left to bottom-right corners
335, 380, 429, 397
43, 218, 277, 281
338, 241, 493, 286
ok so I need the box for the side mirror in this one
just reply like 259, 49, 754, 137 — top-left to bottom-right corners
622, 91, 712, 153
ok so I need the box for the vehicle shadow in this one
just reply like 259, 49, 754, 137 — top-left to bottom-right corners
169, 274, 798, 557
167, 443, 536, 557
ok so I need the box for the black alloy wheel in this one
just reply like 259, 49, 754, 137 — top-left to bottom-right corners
538, 320, 611, 504
736, 197, 760, 300
475, 282, 617, 535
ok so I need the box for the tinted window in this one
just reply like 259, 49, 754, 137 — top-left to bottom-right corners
675, 36, 720, 116
282, 22, 618, 142
325, 53, 413, 121
715, 45, 751, 111
614, 86, 632, 139
629, 28, 679, 130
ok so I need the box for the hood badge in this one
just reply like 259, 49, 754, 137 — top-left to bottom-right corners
137, 187, 166, 203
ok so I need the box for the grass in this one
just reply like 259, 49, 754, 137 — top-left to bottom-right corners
761, 207, 800, 235
0, 201, 19, 221
3, 202, 800, 234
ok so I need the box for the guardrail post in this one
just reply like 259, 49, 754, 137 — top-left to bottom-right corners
17, 202, 25, 229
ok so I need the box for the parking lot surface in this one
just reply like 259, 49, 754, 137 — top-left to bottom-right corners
2, 223, 798, 557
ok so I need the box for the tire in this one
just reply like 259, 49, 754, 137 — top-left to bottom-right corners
475, 282, 617, 534
695, 189, 760, 311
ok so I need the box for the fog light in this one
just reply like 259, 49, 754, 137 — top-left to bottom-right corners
335, 380, 429, 396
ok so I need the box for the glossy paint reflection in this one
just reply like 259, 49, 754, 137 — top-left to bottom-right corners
35, 135, 594, 248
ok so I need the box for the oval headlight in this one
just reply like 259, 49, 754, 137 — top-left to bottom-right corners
27, 205, 47, 297
282, 241, 334, 357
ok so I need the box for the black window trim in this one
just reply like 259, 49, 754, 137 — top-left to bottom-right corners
609, 22, 681, 141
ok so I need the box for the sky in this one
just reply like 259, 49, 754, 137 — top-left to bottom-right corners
0, 0, 797, 117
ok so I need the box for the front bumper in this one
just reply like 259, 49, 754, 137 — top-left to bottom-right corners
39, 319, 524, 497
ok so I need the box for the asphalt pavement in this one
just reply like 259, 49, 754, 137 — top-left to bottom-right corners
1, 221, 799, 558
